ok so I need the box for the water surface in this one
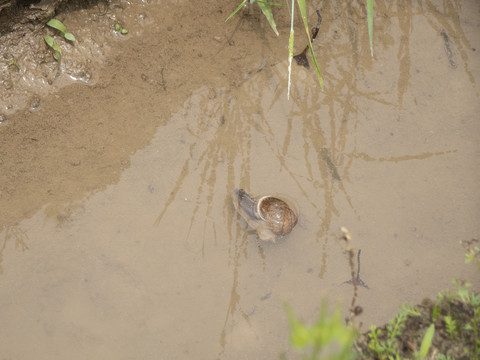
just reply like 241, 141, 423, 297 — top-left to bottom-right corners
0, 0, 479, 359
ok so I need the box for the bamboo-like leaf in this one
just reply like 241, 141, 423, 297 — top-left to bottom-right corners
225, 0, 247, 22
307, 42, 323, 89
257, 0, 279, 36
367, 0, 373, 56
46, 18, 67, 34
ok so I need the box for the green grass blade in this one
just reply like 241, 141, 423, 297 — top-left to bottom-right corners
367, 0, 373, 56
257, 1, 286, 5
225, 0, 247, 22
257, 0, 279, 35
308, 43, 323, 90
287, 0, 295, 99
296, 0, 323, 89
46, 18, 67, 34
419, 324, 435, 359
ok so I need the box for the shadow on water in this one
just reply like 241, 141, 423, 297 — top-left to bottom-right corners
0, 0, 479, 359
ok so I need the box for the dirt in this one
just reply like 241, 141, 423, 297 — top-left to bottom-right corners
0, 0, 284, 229
0, 0, 479, 359
356, 285, 480, 359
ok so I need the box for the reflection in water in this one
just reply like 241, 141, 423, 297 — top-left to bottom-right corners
423, 0, 477, 87
151, 1, 476, 354
218, 231, 250, 358
0, 225, 29, 274
152, 74, 458, 356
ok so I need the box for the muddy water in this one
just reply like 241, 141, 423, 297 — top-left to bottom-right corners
1, 0, 479, 359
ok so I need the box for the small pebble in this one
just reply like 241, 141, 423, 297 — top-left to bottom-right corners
3, 80, 12, 90
30, 96, 41, 110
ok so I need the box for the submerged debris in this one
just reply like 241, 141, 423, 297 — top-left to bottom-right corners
441, 29, 457, 69
320, 148, 341, 181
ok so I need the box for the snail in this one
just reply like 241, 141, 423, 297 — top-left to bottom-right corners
232, 189, 298, 242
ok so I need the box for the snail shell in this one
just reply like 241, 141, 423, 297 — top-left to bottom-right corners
232, 189, 298, 242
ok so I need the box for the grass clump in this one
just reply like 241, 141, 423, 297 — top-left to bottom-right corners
356, 279, 480, 360
7, 56, 19, 70
366, 304, 420, 359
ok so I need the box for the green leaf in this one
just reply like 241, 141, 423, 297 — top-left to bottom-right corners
225, 0, 247, 22
296, 0, 307, 21
307, 45, 324, 89
419, 324, 435, 359
44, 35, 62, 62
47, 18, 67, 34
44, 35, 55, 48
285, 304, 313, 348
53, 51, 61, 61
256, 0, 279, 35
367, 0, 373, 56
64, 32, 75, 42
51, 42, 61, 53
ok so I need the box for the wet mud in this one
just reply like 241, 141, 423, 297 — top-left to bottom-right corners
0, 0, 479, 359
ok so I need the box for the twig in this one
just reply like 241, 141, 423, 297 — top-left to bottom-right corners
340, 227, 365, 324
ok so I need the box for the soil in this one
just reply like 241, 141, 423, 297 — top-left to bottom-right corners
356, 288, 480, 359
0, 1, 479, 359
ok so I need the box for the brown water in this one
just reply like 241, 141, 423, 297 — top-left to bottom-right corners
1, 0, 479, 359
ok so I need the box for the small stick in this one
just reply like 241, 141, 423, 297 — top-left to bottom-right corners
340, 227, 367, 324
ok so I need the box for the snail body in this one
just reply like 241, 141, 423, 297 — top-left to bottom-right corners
232, 189, 298, 242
